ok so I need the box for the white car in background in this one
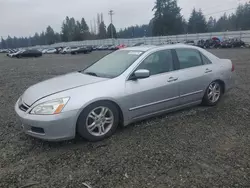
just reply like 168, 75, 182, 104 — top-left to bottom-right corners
45, 49, 57, 54
61, 47, 71, 54
61, 47, 79, 54
42, 49, 48, 54
8, 50, 25, 57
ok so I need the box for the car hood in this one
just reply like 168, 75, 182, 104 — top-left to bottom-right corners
22, 72, 108, 106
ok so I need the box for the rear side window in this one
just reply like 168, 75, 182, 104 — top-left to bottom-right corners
200, 53, 212, 64
176, 49, 203, 69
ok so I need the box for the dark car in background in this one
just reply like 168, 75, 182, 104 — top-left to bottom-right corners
13, 49, 42, 58
71, 46, 91, 54
132, 42, 145, 46
85, 46, 93, 53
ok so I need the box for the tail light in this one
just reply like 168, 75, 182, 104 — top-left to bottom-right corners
231, 63, 235, 72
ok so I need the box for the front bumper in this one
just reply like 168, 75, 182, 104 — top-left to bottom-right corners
15, 100, 78, 141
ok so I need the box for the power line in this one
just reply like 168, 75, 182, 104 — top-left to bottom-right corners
204, 7, 238, 17
202, 0, 245, 12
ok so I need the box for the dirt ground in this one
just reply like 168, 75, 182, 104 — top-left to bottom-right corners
0, 49, 249, 188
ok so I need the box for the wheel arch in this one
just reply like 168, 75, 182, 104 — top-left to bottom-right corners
75, 99, 125, 129
213, 79, 225, 93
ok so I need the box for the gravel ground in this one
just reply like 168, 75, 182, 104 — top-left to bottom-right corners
0, 50, 249, 188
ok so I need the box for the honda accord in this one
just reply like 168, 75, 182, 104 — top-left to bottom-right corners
15, 44, 235, 141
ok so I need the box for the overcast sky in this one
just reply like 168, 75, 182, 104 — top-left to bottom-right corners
0, 0, 245, 37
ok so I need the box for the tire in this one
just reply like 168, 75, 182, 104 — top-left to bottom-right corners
77, 101, 119, 142
202, 81, 222, 106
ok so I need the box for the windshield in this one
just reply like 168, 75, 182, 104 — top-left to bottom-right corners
83, 50, 143, 78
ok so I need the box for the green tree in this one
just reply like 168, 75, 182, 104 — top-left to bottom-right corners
214, 13, 229, 31
117, 24, 152, 38
80, 18, 90, 40
73, 21, 82, 41
207, 16, 216, 32
61, 16, 70, 42
39, 32, 46, 45
45, 25, 55, 44
98, 21, 107, 39
107, 23, 117, 38
152, 0, 184, 36
1, 37, 6, 49
68, 17, 76, 41
188, 9, 207, 33
235, 3, 250, 30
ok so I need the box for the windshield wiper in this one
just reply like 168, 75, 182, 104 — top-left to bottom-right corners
84, 72, 99, 77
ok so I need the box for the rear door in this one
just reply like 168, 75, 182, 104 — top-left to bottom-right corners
125, 49, 181, 119
174, 48, 215, 105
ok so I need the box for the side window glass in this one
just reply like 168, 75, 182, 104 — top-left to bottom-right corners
201, 53, 212, 64
137, 50, 174, 76
176, 49, 203, 69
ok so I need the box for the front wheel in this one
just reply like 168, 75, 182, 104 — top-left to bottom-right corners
77, 101, 119, 142
202, 81, 222, 106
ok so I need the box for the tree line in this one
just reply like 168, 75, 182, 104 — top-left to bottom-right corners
1, 0, 250, 49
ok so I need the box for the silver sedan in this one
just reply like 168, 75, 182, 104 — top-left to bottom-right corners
15, 44, 235, 141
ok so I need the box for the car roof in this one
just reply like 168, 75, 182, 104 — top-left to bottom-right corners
122, 44, 199, 52
122, 45, 157, 52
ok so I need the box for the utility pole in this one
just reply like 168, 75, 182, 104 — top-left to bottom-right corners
108, 10, 114, 44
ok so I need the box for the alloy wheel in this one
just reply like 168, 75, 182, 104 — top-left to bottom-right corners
207, 82, 221, 103
86, 106, 114, 137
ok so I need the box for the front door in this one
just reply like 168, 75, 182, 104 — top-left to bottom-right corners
124, 49, 180, 119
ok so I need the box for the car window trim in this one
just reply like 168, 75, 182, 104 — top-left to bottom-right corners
174, 48, 205, 70
127, 49, 177, 81
199, 51, 213, 65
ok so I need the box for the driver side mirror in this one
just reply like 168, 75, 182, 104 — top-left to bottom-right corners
130, 69, 150, 80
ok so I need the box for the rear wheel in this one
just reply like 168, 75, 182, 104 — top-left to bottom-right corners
77, 101, 119, 142
202, 81, 222, 106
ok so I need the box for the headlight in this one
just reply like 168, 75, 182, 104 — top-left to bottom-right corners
30, 97, 70, 115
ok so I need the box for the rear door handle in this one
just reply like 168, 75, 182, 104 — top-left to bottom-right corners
205, 68, 212, 73
168, 77, 178, 82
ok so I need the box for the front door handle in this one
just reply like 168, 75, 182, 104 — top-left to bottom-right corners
205, 68, 212, 73
168, 77, 178, 82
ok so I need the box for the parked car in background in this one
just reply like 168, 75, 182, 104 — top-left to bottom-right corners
230, 38, 245, 48
96, 45, 103, 50
45, 48, 57, 54
6, 49, 18, 56
8, 50, 25, 57
42, 49, 48, 54
92, 46, 98, 50
97, 45, 111, 50
184, 40, 195, 46
55, 47, 63, 54
61, 47, 71, 54
133, 42, 145, 46
0, 49, 9, 53
15, 44, 235, 142
13, 49, 42, 58
117, 44, 126, 49
71, 47, 90, 54
85, 46, 93, 53
108, 45, 118, 50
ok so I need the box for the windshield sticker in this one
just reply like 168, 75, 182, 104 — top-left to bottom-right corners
128, 51, 143, 55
